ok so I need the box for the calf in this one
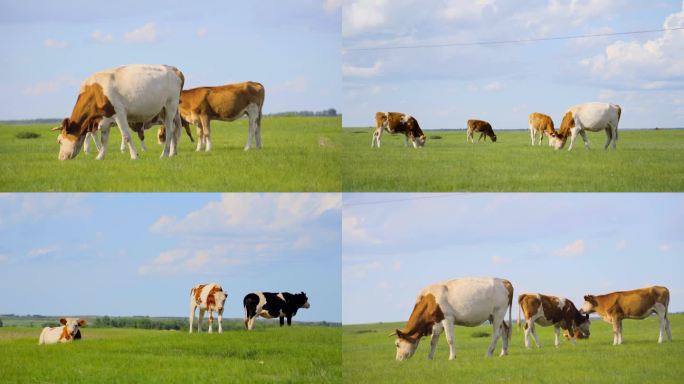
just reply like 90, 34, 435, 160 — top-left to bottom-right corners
372, 112, 426, 148
393, 277, 513, 361
38, 318, 86, 345
466, 119, 497, 143
528, 112, 558, 146
518, 293, 590, 348
580, 286, 671, 345
243, 291, 310, 330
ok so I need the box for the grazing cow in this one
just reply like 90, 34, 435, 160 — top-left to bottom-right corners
38, 318, 86, 345
189, 283, 228, 334
54, 64, 184, 160
563, 328, 588, 340
518, 293, 590, 348
466, 120, 497, 143
393, 277, 513, 361
372, 112, 426, 148
178, 82, 265, 152
580, 286, 671, 345
243, 291, 310, 330
528, 112, 558, 146
553, 102, 621, 151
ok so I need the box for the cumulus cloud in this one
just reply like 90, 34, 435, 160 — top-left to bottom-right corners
553, 239, 586, 258
342, 61, 383, 78
124, 23, 158, 43
343, 214, 382, 245
22, 74, 79, 96
343, 0, 387, 37
0, 194, 89, 226
27, 245, 60, 257
139, 246, 245, 275
44, 39, 67, 48
91, 30, 114, 44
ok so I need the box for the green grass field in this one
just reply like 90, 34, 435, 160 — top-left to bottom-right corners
343, 314, 684, 383
0, 325, 341, 383
0, 116, 340, 192
342, 128, 684, 191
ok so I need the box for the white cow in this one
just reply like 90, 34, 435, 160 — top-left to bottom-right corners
38, 318, 86, 345
553, 102, 622, 151
393, 277, 513, 361
54, 64, 184, 160
189, 283, 228, 334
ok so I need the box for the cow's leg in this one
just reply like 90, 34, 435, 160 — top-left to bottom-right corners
500, 321, 510, 356
523, 321, 531, 348
578, 130, 590, 150
138, 128, 147, 152
611, 319, 620, 345
530, 322, 542, 348
197, 308, 205, 333
554, 325, 561, 347
248, 315, 257, 330
287, 315, 293, 326
113, 115, 138, 159
217, 309, 223, 334
567, 128, 580, 151
487, 316, 502, 357
279, 316, 284, 326
84, 132, 92, 154
200, 116, 211, 152
161, 107, 179, 157
404, 134, 409, 147
188, 304, 195, 334
427, 322, 444, 360
207, 308, 214, 334
442, 317, 457, 360
96, 124, 112, 160
120, 134, 126, 152
666, 315, 672, 341
539, 131, 544, 146
530, 127, 535, 146
371, 127, 383, 148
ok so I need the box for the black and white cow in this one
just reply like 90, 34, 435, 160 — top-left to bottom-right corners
243, 291, 310, 330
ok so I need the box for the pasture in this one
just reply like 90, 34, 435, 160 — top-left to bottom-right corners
0, 116, 340, 192
0, 324, 341, 383
342, 128, 684, 191
342, 314, 684, 383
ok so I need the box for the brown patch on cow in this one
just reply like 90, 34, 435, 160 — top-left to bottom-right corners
59, 326, 71, 341
563, 329, 587, 340
206, 285, 223, 309
557, 111, 575, 141
194, 284, 207, 305
396, 293, 445, 343
519, 294, 541, 320
539, 294, 565, 323
62, 83, 115, 139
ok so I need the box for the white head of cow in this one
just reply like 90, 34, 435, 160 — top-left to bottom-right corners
54, 118, 86, 160
215, 290, 228, 311
580, 295, 598, 315
62, 317, 86, 337
415, 134, 426, 147
393, 330, 419, 361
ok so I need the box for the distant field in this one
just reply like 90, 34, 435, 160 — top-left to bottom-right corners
343, 314, 683, 383
0, 325, 340, 383
0, 116, 340, 192
342, 128, 684, 191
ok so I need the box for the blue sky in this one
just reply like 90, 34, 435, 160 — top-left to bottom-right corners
342, 0, 684, 129
0, 193, 341, 322
343, 193, 684, 324
0, 0, 341, 119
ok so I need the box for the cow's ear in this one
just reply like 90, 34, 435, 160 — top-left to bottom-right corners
583, 295, 591, 301
60, 318, 67, 325
78, 319, 87, 327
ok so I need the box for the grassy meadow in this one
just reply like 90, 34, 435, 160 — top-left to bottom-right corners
342, 128, 684, 191
0, 324, 341, 383
0, 116, 340, 192
343, 314, 684, 383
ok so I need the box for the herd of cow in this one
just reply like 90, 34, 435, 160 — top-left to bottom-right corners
38, 283, 310, 345
52, 64, 265, 161
393, 277, 672, 361
372, 102, 622, 150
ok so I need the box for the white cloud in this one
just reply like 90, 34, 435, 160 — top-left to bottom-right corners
511, 0, 621, 36
196, 27, 208, 38
441, 0, 497, 21
283, 76, 308, 93
324, 0, 342, 12
139, 246, 244, 275
343, 214, 382, 245
27, 245, 59, 257
553, 239, 585, 258
342, 61, 383, 78
658, 243, 672, 252
615, 239, 627, 250
343, 0, 387, 37
124, 23, 158, 43
92, 30, 114, 44
344, 261, 382, 279
491, 255, 511, 265
22, 74, 79, 96
0, 194, 89, 226
44, 39, 67, 49
483, 81, 504, 92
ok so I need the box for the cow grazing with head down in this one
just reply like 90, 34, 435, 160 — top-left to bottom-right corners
553, 102, 621, 151
243, 291, 310, 330
38, 318, 86, 345
372, 112, 426, 148
518, 293, 590, 348
580, 286, 671, 345
528, 112, 558, 146
54, 64, 184, 160
466, 119, 497, 143
563, 328, 588, 340
393, 277, 513, 361
189, 283, 228, 333
177, 82, 265, 152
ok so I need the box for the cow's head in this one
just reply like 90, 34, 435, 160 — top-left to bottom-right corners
490, 133, 497, 142
54, 118, 86, 160
299, 292, 311, 309
61, 318, 86, 339
415, 134, 426, 147
215, 290, 228, 312
392, 329, 419, 361
580, 295, 598, 315
576, 314, 591, 338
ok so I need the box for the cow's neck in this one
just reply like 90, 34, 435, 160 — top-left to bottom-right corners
59, 326, 72, 341
400, 295, 443, 342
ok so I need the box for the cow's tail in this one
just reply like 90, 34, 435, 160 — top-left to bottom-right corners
615, 104, 621, 140
508, 294, 513, 341
517, 299, 522, 330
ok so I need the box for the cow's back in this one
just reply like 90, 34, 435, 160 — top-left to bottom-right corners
569, 102, 620, 129
425, 277, 510, 325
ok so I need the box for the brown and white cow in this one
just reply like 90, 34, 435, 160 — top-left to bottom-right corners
393, 277, 513, 361
580, 286, 671, 345
518, 293, 590, 348
372, 112, 426, 148
38, 318, 86, 345
553, 102, 622, 151
189, 283, 228, 334
178, 82, 265, 152
563, 328, 588, 340
54, 64, 185, 160
528, 112, 559, 146
466, 119, 497, 143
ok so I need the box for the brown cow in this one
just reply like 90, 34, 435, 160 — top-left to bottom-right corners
518, 293, 590, 348
372, 112, 426, 148
178, 82, 265, 152
528, 112, 558, 146
466, 119, 497, 143
580, 286, 671, 345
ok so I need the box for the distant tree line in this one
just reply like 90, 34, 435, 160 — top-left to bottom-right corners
267, 108, 338, 117
94, 316, 188, 330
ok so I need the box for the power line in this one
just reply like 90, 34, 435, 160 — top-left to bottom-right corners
343, 27, 684, 52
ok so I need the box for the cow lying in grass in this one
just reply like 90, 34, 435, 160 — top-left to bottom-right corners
38, 318, 86, 345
